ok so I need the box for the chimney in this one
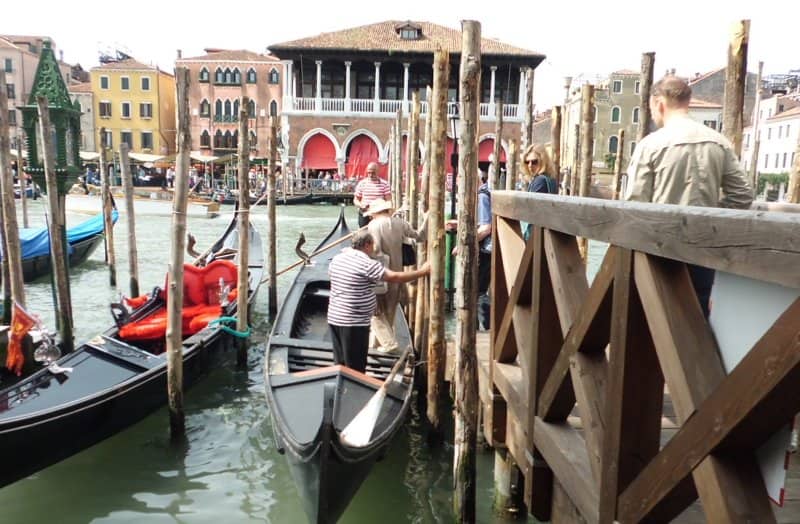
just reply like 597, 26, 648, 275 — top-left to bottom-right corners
177, 49, 182, 59
59, 50, 64, 62
671, 68, 677, 75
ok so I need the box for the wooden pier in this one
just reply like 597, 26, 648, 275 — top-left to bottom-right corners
444, 190, 800, 523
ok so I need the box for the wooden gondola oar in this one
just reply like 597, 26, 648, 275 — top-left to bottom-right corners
258, 225, 368, 285
340, 348, 412, 447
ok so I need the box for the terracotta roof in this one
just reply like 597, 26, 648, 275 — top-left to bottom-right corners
688, 67, 724, 85
68, 82, 93, 93
91, 58, 159, 71
179, 49, 281, 62
689, 97, 722, 109
269, 20, 543, 58
768, 105, 800, 121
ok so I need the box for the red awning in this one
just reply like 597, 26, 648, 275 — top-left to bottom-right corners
301, 134, 338, 170
346, 135, 388, 179
479, 139, 507, 163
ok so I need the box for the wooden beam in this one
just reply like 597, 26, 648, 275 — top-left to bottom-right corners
543, 230, 588, 336
534, 418, 599, 524
492, 231, 535, 364
551, 106, 562, 189
622, 252, 776, 522
611, 129, 625, 200
537, 246, 616, 421
637, 52, 655, 143
0, 70, 24, 308
236, 99, 251, 366
492, 191, 800, 289
598, 249, 663, 523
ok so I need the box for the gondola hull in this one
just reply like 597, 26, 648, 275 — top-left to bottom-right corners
265, 210, 414, 524
0, 213, 263, 489
20, 232, 104, 282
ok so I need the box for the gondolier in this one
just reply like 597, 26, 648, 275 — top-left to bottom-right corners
327, 230, 428, 372
352, 162, 391, 227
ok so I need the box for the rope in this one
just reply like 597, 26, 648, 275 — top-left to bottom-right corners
208, 316, 251, 338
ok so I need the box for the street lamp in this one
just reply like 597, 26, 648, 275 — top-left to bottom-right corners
447, 100, 459, 311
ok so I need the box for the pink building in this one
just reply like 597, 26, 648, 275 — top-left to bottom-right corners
176, 49, 284, 157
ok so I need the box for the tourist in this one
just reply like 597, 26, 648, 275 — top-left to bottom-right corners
521, 144, 558, 239
365, 198, 428, 354
625, 75, 753, 317
353, 162, 391, 227
328, 230, 430, 372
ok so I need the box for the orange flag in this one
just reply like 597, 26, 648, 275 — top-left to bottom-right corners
6, 302, 37, 376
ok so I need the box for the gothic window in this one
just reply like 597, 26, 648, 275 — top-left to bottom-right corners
268, 68, 280, 84
246, 68, 257, 83
200, 130, 210, 147
200, 99, 210, 117
269, 100, 278, 117
215, 68, 224, 84
247, 99, 256, 118
215, 99, 223, 118
232, 68, 241, 84
214, 130, 223, 148
200, 67, 209, 82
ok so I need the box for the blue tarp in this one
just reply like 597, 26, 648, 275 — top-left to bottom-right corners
5, 211, 119, 261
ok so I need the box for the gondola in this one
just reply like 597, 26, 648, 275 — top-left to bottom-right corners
6, 211, 119, 283
212, 191, 314, 206
0, 210, 263, 489
265, 210, 414, 524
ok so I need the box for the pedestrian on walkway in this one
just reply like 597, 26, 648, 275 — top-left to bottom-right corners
353, 162, 391, 227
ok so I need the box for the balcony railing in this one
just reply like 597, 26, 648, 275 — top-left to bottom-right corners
287, 97, 521, 120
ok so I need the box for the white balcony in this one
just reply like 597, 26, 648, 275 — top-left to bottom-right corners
285, 97, 521, 121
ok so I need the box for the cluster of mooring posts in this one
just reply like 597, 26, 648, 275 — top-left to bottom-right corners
3, 17, 800, 523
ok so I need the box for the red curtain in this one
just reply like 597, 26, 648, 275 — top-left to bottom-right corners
346, 136, 387, 179
479, 139, 507, 162
301, 134, 337, 170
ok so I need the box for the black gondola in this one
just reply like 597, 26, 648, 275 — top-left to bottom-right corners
265, 210, 414, 524
0, 210, 263, 489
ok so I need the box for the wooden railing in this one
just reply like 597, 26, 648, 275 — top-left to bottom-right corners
488, 190, 800, 523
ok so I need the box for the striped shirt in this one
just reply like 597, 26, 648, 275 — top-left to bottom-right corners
328, 248, 386, 326
354, 177, 391, 207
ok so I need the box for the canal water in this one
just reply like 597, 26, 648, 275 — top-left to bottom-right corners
0, 196, 540, 524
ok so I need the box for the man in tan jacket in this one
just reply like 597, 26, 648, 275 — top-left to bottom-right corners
625, 75, 753, 316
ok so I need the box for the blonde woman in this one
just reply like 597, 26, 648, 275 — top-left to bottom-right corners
521, 144, 558, 194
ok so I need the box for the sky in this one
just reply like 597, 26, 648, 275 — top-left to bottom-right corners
4, 0, 797, 109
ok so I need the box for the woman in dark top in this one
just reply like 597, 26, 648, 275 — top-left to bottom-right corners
521, 144, 558, 239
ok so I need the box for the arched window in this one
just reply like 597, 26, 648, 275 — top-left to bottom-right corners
249, 130, 257, 148
232, 68, 241, 84
199, 67, 209, 82
214, 99, 223, 119
224, 130, 233, 149
233, 99, 240, 119
268, 68, 280, 84
246, 68, 257, 84
224, 100, 232, 118
224, 68, 232, 84
247, 99, 256, 118
269, 100, 278, 117
200, 99, 210, 117
232, 130, 239, 149
214, 68, 223, 84
200, 130, 210, 147
609, 135, 619, 154
611, 106, 621, 124
214, 130, 223, 148
632, 107, 640, 124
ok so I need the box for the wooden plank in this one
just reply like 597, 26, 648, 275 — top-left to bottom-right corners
544, 230, 588, 336
492, 191, 800, 289
618, 252, 780, 522
493, 362, 525, 420
534, 418, 599, 524
569, 351, 607, 485
538, 246, 616, 421
493, 234, 535, 364
552, 478, 588, 524
598, 249, 664, 523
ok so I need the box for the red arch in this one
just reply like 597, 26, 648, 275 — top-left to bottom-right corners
300, 133, 337, 170
345, 135, 386, 179
479, 138, 507, 162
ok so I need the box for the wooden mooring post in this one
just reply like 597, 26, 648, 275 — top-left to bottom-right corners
395, 109, 403, 209
723, 19, 750, 158
521, 68, 534, 151
119, 143, 140, 297
414, 88, 433, 357
506, 139, 518, 191
426, 49, 450, 438
267, 117, 278, 320
98, 127, 116, 286
166, 67, 191, 439
491, 100, 503, 190
637, 52, 655, 142
0, 71, 25, 310
453, 19, 481, 521
406, 92, 420, 334
577, 84, 594, 259
236, 99, 251, 366
789, 129, 800, 203
551, 106, 562, 190
37, 96, 73, 353
612, 129, 626, 200
749, 60, 764, 193
15, 129, 29, 229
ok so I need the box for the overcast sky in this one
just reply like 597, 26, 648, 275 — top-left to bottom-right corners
6, 0, 796, 108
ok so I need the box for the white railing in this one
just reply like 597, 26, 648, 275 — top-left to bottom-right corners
288, 97, 521, 120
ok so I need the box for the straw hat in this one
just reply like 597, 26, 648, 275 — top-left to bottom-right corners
364, 198, 393, 217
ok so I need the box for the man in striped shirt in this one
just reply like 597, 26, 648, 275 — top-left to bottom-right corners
353, 162, 392, 227
328, 230, 429, 372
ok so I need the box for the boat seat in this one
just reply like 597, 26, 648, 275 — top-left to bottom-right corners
118, 260, 238, 342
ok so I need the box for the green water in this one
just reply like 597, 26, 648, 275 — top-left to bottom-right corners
0, 197, 534, 524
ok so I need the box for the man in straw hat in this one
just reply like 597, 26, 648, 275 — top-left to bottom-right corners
365, 198, 427, 355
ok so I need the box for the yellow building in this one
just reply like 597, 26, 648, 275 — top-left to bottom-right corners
90, 58, 176, 156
